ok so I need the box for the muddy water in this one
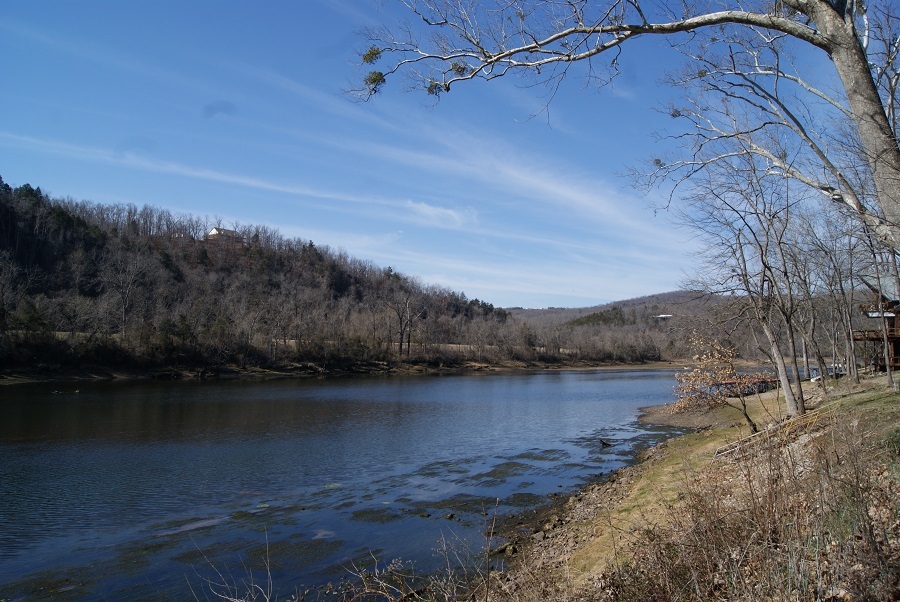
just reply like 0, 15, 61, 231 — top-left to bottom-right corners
0, 369, 679, 600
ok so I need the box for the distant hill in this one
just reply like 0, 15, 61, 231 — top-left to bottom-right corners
508, 291, 723, 327
1, 175, 698, 376
506, 291, 754, 363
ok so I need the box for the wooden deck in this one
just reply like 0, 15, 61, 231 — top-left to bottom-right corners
852, 328, 900, 341
712, 376, 779, 397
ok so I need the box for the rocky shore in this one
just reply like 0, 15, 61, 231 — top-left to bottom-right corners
493, 424, 680, 600
489, 378, 900, 601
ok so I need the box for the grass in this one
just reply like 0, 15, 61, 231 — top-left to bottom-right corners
482, 375, 899, 602
582, 376, 900, 601
562, 396, 769, 585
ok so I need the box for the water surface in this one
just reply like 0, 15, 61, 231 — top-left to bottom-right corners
0, 369, 679, 599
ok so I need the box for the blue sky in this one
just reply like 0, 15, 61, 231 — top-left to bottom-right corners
0, 0, 697, 309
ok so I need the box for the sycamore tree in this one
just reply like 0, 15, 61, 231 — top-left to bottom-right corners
356, 0, 900, 250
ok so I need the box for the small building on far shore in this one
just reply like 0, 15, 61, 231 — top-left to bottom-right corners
206, 227, 244, 245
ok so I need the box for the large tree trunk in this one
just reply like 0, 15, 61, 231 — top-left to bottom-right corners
783, 325, 806, 414
760, 319, 800, 416
812, 3, 900, 248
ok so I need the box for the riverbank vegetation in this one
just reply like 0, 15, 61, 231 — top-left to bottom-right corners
4, 172, 899, 396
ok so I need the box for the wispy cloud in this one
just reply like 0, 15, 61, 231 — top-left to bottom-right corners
361, 242, 686, 306
311, 115, 677, 241
0, 131, 320, 194
0, 132, 304, 197
404, 200, 476, 228
0, 131, 483, 232
216, 96, 688, 253
220, 66, 645, 238
114, 135, 159, 157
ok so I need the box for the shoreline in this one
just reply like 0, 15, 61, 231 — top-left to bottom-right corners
491, 383, 760, 599
0, 358, 687, 387
493, 397, 688, 568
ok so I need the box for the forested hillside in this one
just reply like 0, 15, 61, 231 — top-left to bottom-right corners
0, 176, 684, 377
508, 291, 730, 361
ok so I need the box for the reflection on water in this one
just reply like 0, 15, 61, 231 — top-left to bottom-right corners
0, 370, 680, 600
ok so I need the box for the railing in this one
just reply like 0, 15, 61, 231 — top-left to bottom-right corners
859, 303, 899, 314
870, 355, 900, 368
852, 328, 900, 340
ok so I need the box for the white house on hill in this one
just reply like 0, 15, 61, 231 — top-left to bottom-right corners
206, 227, 244, 244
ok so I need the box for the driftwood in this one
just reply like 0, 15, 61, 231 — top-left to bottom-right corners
713, 404, 835, 460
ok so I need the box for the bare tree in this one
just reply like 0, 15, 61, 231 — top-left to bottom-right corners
680, 150, 806, 415
0, 250, 21, 352
796, 205, 865, 383
99, 238, 154, 342
377, 269, 428, 359
860, 230, 898, 388
358, 0, 900, 250
674, 334, 761, 432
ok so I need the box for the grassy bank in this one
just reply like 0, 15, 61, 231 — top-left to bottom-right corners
487, 375, 900, 601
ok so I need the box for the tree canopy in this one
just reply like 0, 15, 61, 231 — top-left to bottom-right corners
357, 0, 900, 250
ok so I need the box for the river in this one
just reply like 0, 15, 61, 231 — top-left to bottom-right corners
0, 368, 681, 600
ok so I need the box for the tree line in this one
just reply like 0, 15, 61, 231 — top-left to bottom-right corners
0, 176, 674, 376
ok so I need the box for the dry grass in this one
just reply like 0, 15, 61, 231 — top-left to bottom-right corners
565, 383, 787, 584
588, 379, 900, 601
484, 377, 899, 602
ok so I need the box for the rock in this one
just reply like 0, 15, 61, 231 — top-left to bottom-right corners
493, 542, 519, 558
823, 587, 853, 601
532, 531, 546, 542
